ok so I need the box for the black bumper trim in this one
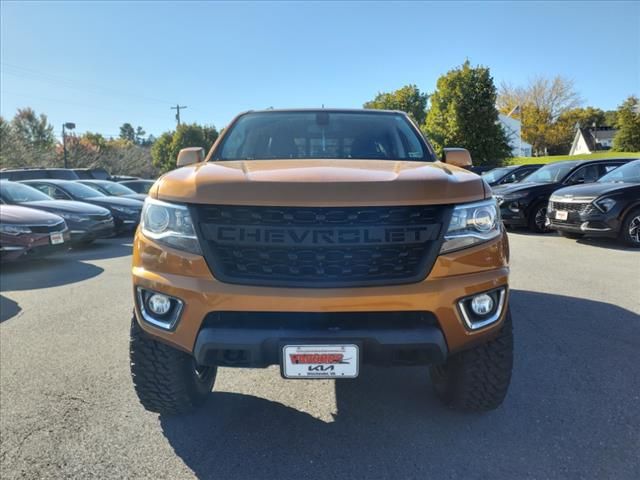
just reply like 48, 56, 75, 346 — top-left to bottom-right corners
193, 311, 448, 368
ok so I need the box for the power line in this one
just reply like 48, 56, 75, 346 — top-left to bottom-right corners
1, 62, 175, 107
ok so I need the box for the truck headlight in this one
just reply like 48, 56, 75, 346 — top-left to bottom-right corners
594, 197, 616, 213
440, 199, 501, 253
141, 198, 202, 255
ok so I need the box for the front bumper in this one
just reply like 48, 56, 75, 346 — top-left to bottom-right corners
498, 201, 529, 227
1, 231, 71, 261
547, 203, 620, 238
69, 219, 116, 243
192, 311, 448, 367
132, 231, 510, 358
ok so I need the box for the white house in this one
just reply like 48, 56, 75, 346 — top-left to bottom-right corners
498, 114, 532, 157
569, 127, 618, 155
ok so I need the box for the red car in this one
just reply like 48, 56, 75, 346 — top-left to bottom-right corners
0, 205, 71, 261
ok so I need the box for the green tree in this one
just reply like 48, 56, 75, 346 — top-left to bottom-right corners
424, 61, 511, 165
119, 123, 136, 143
364, 84, 428, 125
0, 116, 23, 168
613, 96, 640, 152
11, 107, 56, 151
604, 110, 618, 127
135, 126, 146, 144
151, 123, 219, 173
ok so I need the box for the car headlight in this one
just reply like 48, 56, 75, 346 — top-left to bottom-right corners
594, 197, 616, 213
503, 191, 528, 201
440, 199, 501, 253
112, 206, 140, 216
0, 224, 32, 235
141, 198, 202, 255
58, 212, 88, 223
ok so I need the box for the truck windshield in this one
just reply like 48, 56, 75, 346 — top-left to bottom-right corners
214, 111, 432, 161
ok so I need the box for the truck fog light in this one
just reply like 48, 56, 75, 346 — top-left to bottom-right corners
147, 293, 171, 315
471, 294, 494, 316
508, 203, 519, 213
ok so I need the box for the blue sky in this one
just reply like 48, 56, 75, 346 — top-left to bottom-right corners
1, 1, 639, 139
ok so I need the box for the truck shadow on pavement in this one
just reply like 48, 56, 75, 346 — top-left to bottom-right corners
159, 290, 640, 479
0, 295, 21, 322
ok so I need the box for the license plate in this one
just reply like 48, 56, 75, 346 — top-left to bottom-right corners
555, 210, 568, 221
282, 345, 359, 379
50, 232, 64, 245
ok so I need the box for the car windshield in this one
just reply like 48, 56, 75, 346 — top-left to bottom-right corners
98, 182, 136, 196
0, 181, 53, 202
521, 162, 578, 183
214, 111, 431, 161
597, 161, 640, 183
61, 182, 106, 199
482, 167, 513, 183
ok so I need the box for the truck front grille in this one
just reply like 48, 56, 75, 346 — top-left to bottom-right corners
190, 205, 451, 288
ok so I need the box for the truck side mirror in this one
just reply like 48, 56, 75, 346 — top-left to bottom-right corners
177, 147, 205, 167
443, 148, 473, 168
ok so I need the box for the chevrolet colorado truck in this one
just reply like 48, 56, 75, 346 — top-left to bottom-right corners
130, 109, 513, 415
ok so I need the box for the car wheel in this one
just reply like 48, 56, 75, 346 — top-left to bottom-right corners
429, 309, 513, 412
129, 315, 217, 415
528, 202, 551, 233
620, 207, 640, 248
558, 231, 584, 239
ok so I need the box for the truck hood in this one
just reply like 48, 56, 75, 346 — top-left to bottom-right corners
154, 160, 487, 206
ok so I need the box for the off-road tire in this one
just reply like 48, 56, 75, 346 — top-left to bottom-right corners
528, 202, 550, 233
619, 207, 640, 248
430, 310, 513, 412
558, 231, 584, 239
130, 316, 216, 415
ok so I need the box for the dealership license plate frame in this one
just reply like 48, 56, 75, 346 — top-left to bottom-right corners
555, 210, 568, 221
281, 344, 359, 379
50, 232, 64, 245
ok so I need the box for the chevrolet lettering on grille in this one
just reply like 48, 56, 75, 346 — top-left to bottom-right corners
205, 224, 440, 246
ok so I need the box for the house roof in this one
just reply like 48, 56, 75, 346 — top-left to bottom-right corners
577, 127, 618, 151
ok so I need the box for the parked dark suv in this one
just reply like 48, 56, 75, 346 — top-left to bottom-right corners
547, 160, 640, 246
0, 168, 79, 181
492, 159, 631, 232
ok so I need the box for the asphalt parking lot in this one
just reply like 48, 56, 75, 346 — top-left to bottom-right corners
1, 233, 639, 479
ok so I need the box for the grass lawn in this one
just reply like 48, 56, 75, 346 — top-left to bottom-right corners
508, 152, 640, 165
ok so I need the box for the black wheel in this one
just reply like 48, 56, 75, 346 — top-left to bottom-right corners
430, 310, 513, 412
130, 316, 216, 415
558, 231, 584, 239
528, 202, 551, 233
620, 207, 640, 248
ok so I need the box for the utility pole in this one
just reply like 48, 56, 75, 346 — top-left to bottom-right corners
171, 104, 187, 126
62, 122, 76, 169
